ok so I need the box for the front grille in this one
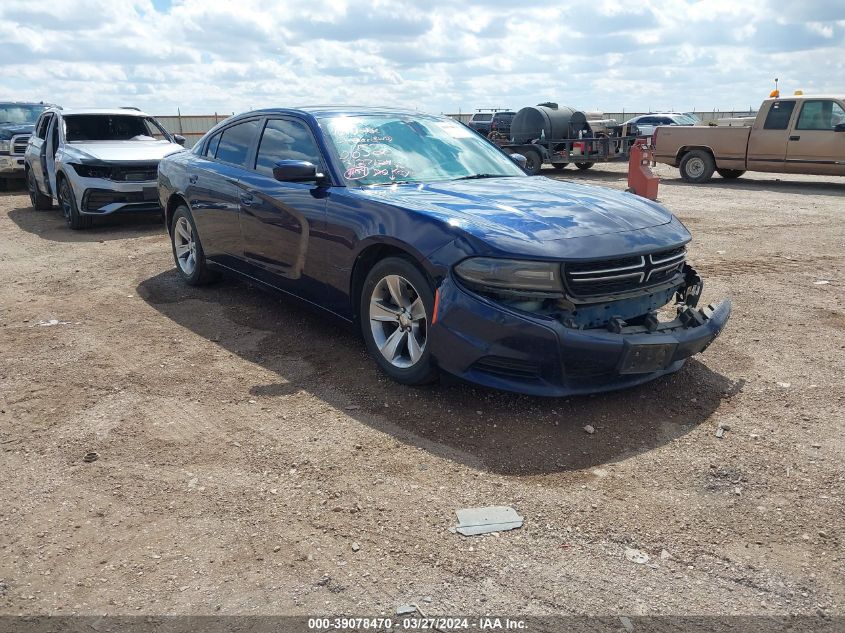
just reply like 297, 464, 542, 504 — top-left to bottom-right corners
564, 247, 686, 298
11, 134, 30, 156
472, 356, 541, 380
84, 189, 157, 212
112, 164, 158, 181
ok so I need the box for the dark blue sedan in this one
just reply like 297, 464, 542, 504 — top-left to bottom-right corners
157, 107, 730, 396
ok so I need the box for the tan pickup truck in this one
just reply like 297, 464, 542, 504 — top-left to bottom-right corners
653, 95, 845, 183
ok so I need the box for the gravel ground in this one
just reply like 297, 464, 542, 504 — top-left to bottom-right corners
0, 163, 842, 618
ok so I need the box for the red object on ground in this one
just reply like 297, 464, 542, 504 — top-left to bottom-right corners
627, 138, 659, 200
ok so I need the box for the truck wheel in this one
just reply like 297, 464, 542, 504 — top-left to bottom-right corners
575, 162, 594, 171
522, 149, 543, 175
679, 150, 715, 184
552, 163, 569, 170
27, 169, 52, 210
58, 177, 93, 230
717, 169, 745, 180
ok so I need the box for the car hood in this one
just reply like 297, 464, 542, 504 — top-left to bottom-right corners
354, 176, 675, 252
0, 123, 35, 140
63, 140, 184, 163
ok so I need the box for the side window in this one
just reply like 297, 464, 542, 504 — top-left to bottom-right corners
796, 100, 845, 131
205, 132, 221, 158
215, 120, 260, 166
255, 118, 323, 177
763, 101, 796, 130
35, 114, 52, 140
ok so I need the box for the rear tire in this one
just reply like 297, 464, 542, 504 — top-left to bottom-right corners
360, 257, 438, 385
575, 162, 594, 170
170, 205, 217, 286
58, 177, 93, 230
679, 150, 715, 184
552, 163, 569, 170
27, 169, 52, 210
717, 168, 745, 180
522, 149, 543, 175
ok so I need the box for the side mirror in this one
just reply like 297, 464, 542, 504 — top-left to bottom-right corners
509, 153, 528, 169
272, 160, 323, 183
835, 123, 845, 132
173, 134, 186, 146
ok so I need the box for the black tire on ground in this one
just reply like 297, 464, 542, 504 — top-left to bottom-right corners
717, 168, 745, 180
679, 150, 716, 184
0, 178, 7, 191
27, 169, 52, 210
552, 163, 569, 170
360, 256, 439, 386
522, 149, 543, 175
170, 205, 217, 286
575, 162, 594, 170
58, 176, 93, 229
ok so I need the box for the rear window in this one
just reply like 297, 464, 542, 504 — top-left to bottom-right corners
472, 114, 493, 121
493, 113, 515, 122
763, 101, 796, 130
215, 120, 260, 167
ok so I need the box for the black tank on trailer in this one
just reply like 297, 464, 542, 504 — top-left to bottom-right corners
510, 104, 591, 143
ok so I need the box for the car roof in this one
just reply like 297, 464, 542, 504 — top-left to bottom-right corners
239, 106, 446, 120
52, 107, 152, 117
0, 102, 53, 107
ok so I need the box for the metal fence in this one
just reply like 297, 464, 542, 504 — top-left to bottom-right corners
444, 110, 757, 125
155, 113, 233, 148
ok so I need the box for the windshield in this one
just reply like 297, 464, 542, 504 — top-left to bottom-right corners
320, 115, 526, 186
64, 114, 170, 142
0, 104, 46, 125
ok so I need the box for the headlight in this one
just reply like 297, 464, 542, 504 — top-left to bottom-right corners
0, 139, 10, 154
454, 257, 563, 294
71, 163, 112, 179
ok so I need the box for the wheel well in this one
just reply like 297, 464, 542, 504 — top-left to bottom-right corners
349, 244, 427, 322
165, 193, 188, 232
677, 146, 715, 163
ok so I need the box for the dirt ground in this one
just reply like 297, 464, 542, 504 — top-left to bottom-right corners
0, 163, 842, 619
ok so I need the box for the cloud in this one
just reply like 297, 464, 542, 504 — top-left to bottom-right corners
0, 0, 843, 116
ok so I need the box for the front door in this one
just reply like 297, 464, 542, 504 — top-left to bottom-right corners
747, 100, 796, 173
238, 117, 328, 299
786, 99, 845, 176
44, 115, 59, 195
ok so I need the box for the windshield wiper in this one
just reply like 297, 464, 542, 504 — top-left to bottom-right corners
453, 174, 513, 181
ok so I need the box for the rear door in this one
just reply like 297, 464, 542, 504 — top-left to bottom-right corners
786, 99, 845, 176
186, 118, 261, 264
237, 116, 328, 299
747, 100, 796, 172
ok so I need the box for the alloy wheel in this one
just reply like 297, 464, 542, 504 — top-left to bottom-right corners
59, 181, 72, 220
173, 216, 197, 276
27, 171, 38, 207
369, 274, 428, 369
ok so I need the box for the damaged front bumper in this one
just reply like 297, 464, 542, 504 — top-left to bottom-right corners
429, 271, 731, 397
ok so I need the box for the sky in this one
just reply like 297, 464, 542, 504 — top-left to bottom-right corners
2, 0, 844, 116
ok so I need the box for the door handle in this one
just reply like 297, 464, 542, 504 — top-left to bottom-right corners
789, 135, 800, 141
188, 175, 198, 184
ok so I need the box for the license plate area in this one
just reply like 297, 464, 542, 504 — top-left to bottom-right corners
618, 342, 677, 374
142, 187, 157, 201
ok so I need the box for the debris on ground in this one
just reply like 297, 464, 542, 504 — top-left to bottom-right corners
776, 382, 791, 388
583, 424, 596, 434
454, 506, 523, 536
396, 604, 417, 616
82, 452, 99, 463
624, 547, 650, 564
351, 542, 360, 552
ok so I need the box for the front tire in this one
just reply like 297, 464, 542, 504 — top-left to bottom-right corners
58, 177, 92, 230
170, 205, 217, 286
679, 150, 715, 184
360, 257, 438, 385
575, 162, 593, 170
717, 168, 745, 180
552, 162, 569, 170
27, 169, 52, 210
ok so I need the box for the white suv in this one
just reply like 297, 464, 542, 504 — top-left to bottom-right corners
24, 107, 185, 229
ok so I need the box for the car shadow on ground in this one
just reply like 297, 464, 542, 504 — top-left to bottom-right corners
542, 166, 628, 184
7, 204, 164, 242
663, 175, 845, 196
137, 269, 741, 477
